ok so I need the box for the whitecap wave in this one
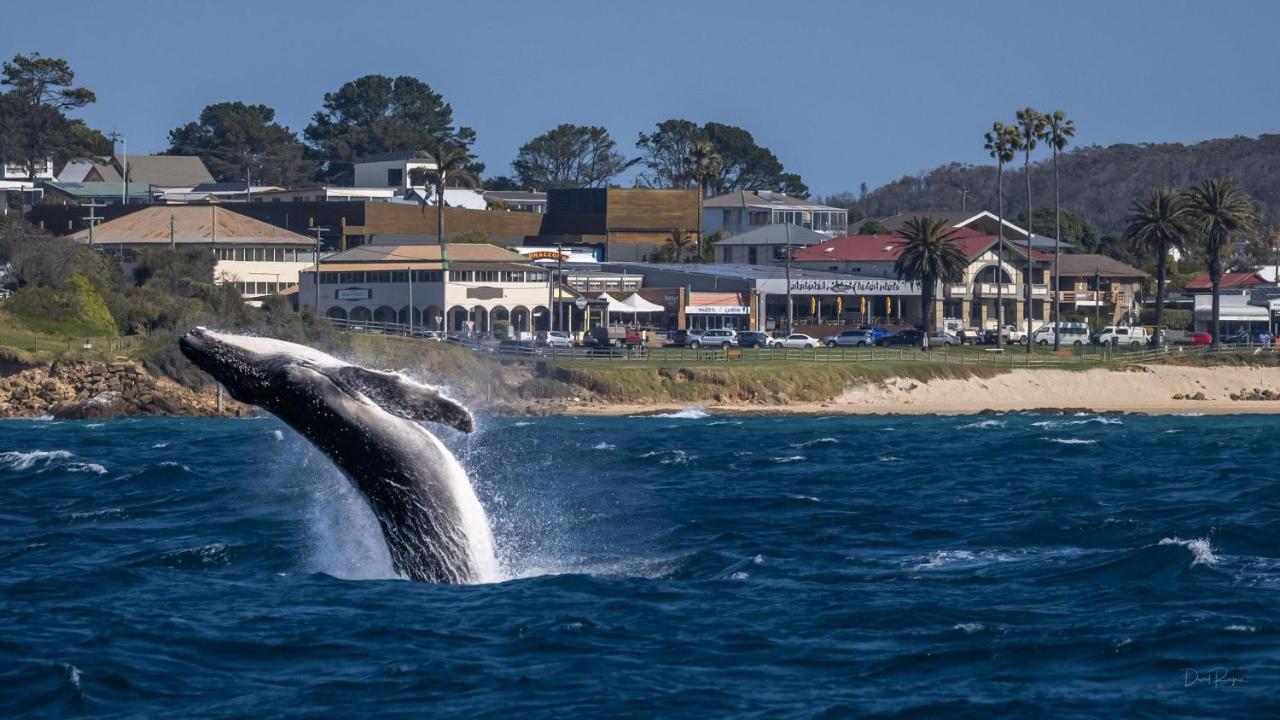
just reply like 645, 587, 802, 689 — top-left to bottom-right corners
771, 455, 805, 463
1044, 437, 1097, 445
1225, 624, 1257, 632
1033, 417, 1122, 429
592, 441, 616, 450
512, 421, 534, 427
151, 442, 169, 448
272, 429, 284, 441
954, 622, 985, 634
787, 494, 821, 503
1158, 536, 1218, 566
791, 437, 837, 448
960, 419, 1005, 430
878, 455, 903, 462
642, 406, 709, 419
0, 450, 106, 475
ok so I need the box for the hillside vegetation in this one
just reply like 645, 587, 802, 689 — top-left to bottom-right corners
844, 134, 1280, 233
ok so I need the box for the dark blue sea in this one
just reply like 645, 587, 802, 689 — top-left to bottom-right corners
2, 412, 1277, 718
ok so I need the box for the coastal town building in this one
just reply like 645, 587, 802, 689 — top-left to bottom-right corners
713, 224, 828, 265
1184, 271, 1270, 294
352, 150, 438, 190
297, 243, 552, 335
483, 190, 548, 213
852, 210, 1034, 241
702, 191, 847, 238
62, 154, 215, 189
68, 205, 317, 297
791, 229, 1053, 330
537, 187, 700, 262
249, 186, 401, 203
1052, 254, 1149, 325
40, 181, 158, 206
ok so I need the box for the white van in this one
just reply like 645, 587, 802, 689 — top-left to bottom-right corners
1033, 322, 1091, 347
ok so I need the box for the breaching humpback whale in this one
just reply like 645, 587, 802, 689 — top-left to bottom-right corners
179, 328, 497, 583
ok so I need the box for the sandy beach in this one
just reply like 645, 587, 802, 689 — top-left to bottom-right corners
554, 365, 1280, 416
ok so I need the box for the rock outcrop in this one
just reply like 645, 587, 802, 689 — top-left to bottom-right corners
0, 359, 245, 419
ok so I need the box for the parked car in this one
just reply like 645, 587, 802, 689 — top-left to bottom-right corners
777, 333, 820, 349
861, 326, 893, 342
535, 330, 573, 348
737, 330, 774, 348
825, 329, 876, 347
1190, 331, 1213, 346
877, 329, 926, 347
1033, 322, 1091, 347
689, 328, 737, 349
587, 325, 646, 348
1221, 329, 1260, 345
927, 330, 960, 347
1096, 325, 1150, 347
956, 327, 985, 345
667, 329, 704, 347
410, 329, 443, 341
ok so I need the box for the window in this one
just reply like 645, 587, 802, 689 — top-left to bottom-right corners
475, 271, 497, 283
233, 248, 245, 261
387, 168, 403, 187
412, 270, 441, 283
391, 271, 408, 283
320, 272, 339, 284
748, 247, 758, 265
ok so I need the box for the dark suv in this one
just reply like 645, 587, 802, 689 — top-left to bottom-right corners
876, 329, 925, 347
737, 331, 774, 348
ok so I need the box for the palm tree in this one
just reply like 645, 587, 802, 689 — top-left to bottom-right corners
893, 216, 968, 351
1186, 178, 1257, 348
689, 140, 722, 260
663, 229, 694, 262
1014, 107, 1047, 353
984, 122, 1018, 349
1124, 187, 1190, 348
1044, 110, 1075, 350
420, 142, 479, 275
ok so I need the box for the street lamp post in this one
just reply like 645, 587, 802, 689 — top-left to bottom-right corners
407, 265, 414, 336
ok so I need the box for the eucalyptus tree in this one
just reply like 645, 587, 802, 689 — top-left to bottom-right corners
892, 216, 968, 351
1124, 187, 1190, 348
1044, 111, 1075, 349
984, 122, 1019, 349
1186, 178, 1257, 348
1014, 108, 1048, 352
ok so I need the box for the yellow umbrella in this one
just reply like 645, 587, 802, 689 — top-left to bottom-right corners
836, 296, 844, 315
859, 296, 867, 314
809, 296, 816, 315
886, 296, 892, 316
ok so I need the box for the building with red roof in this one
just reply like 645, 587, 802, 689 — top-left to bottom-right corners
1184, 271, 1269, 293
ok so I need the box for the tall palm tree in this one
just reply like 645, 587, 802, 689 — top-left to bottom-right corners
1186, 178, 1257, 348
893, 216, 968, 351
1044, 110, 1074, 350
689, 140, 722, 260
1014, 107, 1047, 353
663, 229, 694, 263
1124, 187, 1190, 348
984, 122, 1019, 349
421, 142, 479, 275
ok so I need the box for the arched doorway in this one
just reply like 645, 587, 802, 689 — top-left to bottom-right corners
397, 306, 423, 326
325, 307, 348, 320
533, 305, 550, 331
471, 306, 490, 337
447, 305, 468, 333
349, 306, 372, 322
511, 305, 530, 335
373, 305, 397, 324
424, 305, 445, 332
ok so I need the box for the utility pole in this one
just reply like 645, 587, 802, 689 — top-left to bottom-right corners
959, 186, 969, 212
1094, 266, 1101, 329
169, 214, 176, 248
109, 131, 127, 205
556, 244, 564, 332
407, 264, 414, 335
785, 239, 794, 334
81, 201, 106, 246
310, 226, 329, 316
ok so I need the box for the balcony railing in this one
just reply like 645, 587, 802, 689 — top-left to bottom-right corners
1058, 290, 1128, 306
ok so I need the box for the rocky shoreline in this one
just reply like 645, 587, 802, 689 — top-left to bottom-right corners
0, 359, 245, 419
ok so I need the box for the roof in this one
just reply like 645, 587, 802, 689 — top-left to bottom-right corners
855, 210, 1031, 239
43, 180, 155, 198
1054, 254, 1149, 278
57, 159, 99, 183
703, 190, 843, 212
115, 155, 214, 187
324, 243, 530, 264
791, 227, 1006, 263
309, 261, 535, 273
357, 150, 439, 164
715, 224, 828, 246
1185, 271, 1268, 290
69, 206, 314, 245
484, 190, 547, 202
606, 261, 865, 282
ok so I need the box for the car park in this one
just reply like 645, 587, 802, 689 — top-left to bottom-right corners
877, 329, 925, 347
825, 329, 876, 347
737, 331, 774, 348
1096, 325, 1150, 346
777, 333, 820, 348
1033, 322, 1091, 346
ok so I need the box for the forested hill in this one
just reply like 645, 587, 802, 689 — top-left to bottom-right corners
844, 134, 1280, 233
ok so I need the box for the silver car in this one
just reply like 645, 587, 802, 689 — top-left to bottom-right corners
825, 329, 875, 347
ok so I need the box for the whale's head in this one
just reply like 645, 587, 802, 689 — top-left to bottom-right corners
179, 327, 474, 432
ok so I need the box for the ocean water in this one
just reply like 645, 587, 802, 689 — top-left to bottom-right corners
2, 412, 1277, 718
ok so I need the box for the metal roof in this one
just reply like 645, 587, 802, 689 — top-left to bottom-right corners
69, 206, 313, 245
715, 224, 829, 246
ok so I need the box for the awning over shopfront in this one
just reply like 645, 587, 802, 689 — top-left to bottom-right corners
1194, 294, 1270, 322
686, 292, 749, 315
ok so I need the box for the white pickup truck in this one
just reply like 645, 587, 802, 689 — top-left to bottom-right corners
997, 325, 1027, 343
1097, 326, 1150, 346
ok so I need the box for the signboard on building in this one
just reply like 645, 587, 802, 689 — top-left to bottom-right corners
336, 287, 371, 301
758, 277, 920, 296
685, 305, 750, 315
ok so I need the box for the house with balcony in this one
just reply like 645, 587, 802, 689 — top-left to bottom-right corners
713, 224, 828, 265
352, 150, 440, 190
1052, 254, 1149, 325
792, 228, 1053, 330
702, 190, 847, 238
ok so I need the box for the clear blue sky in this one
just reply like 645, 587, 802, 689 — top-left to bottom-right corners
5, 0, 1279, 197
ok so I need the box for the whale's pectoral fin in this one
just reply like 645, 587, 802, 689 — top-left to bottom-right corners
329, 366, 475, 433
